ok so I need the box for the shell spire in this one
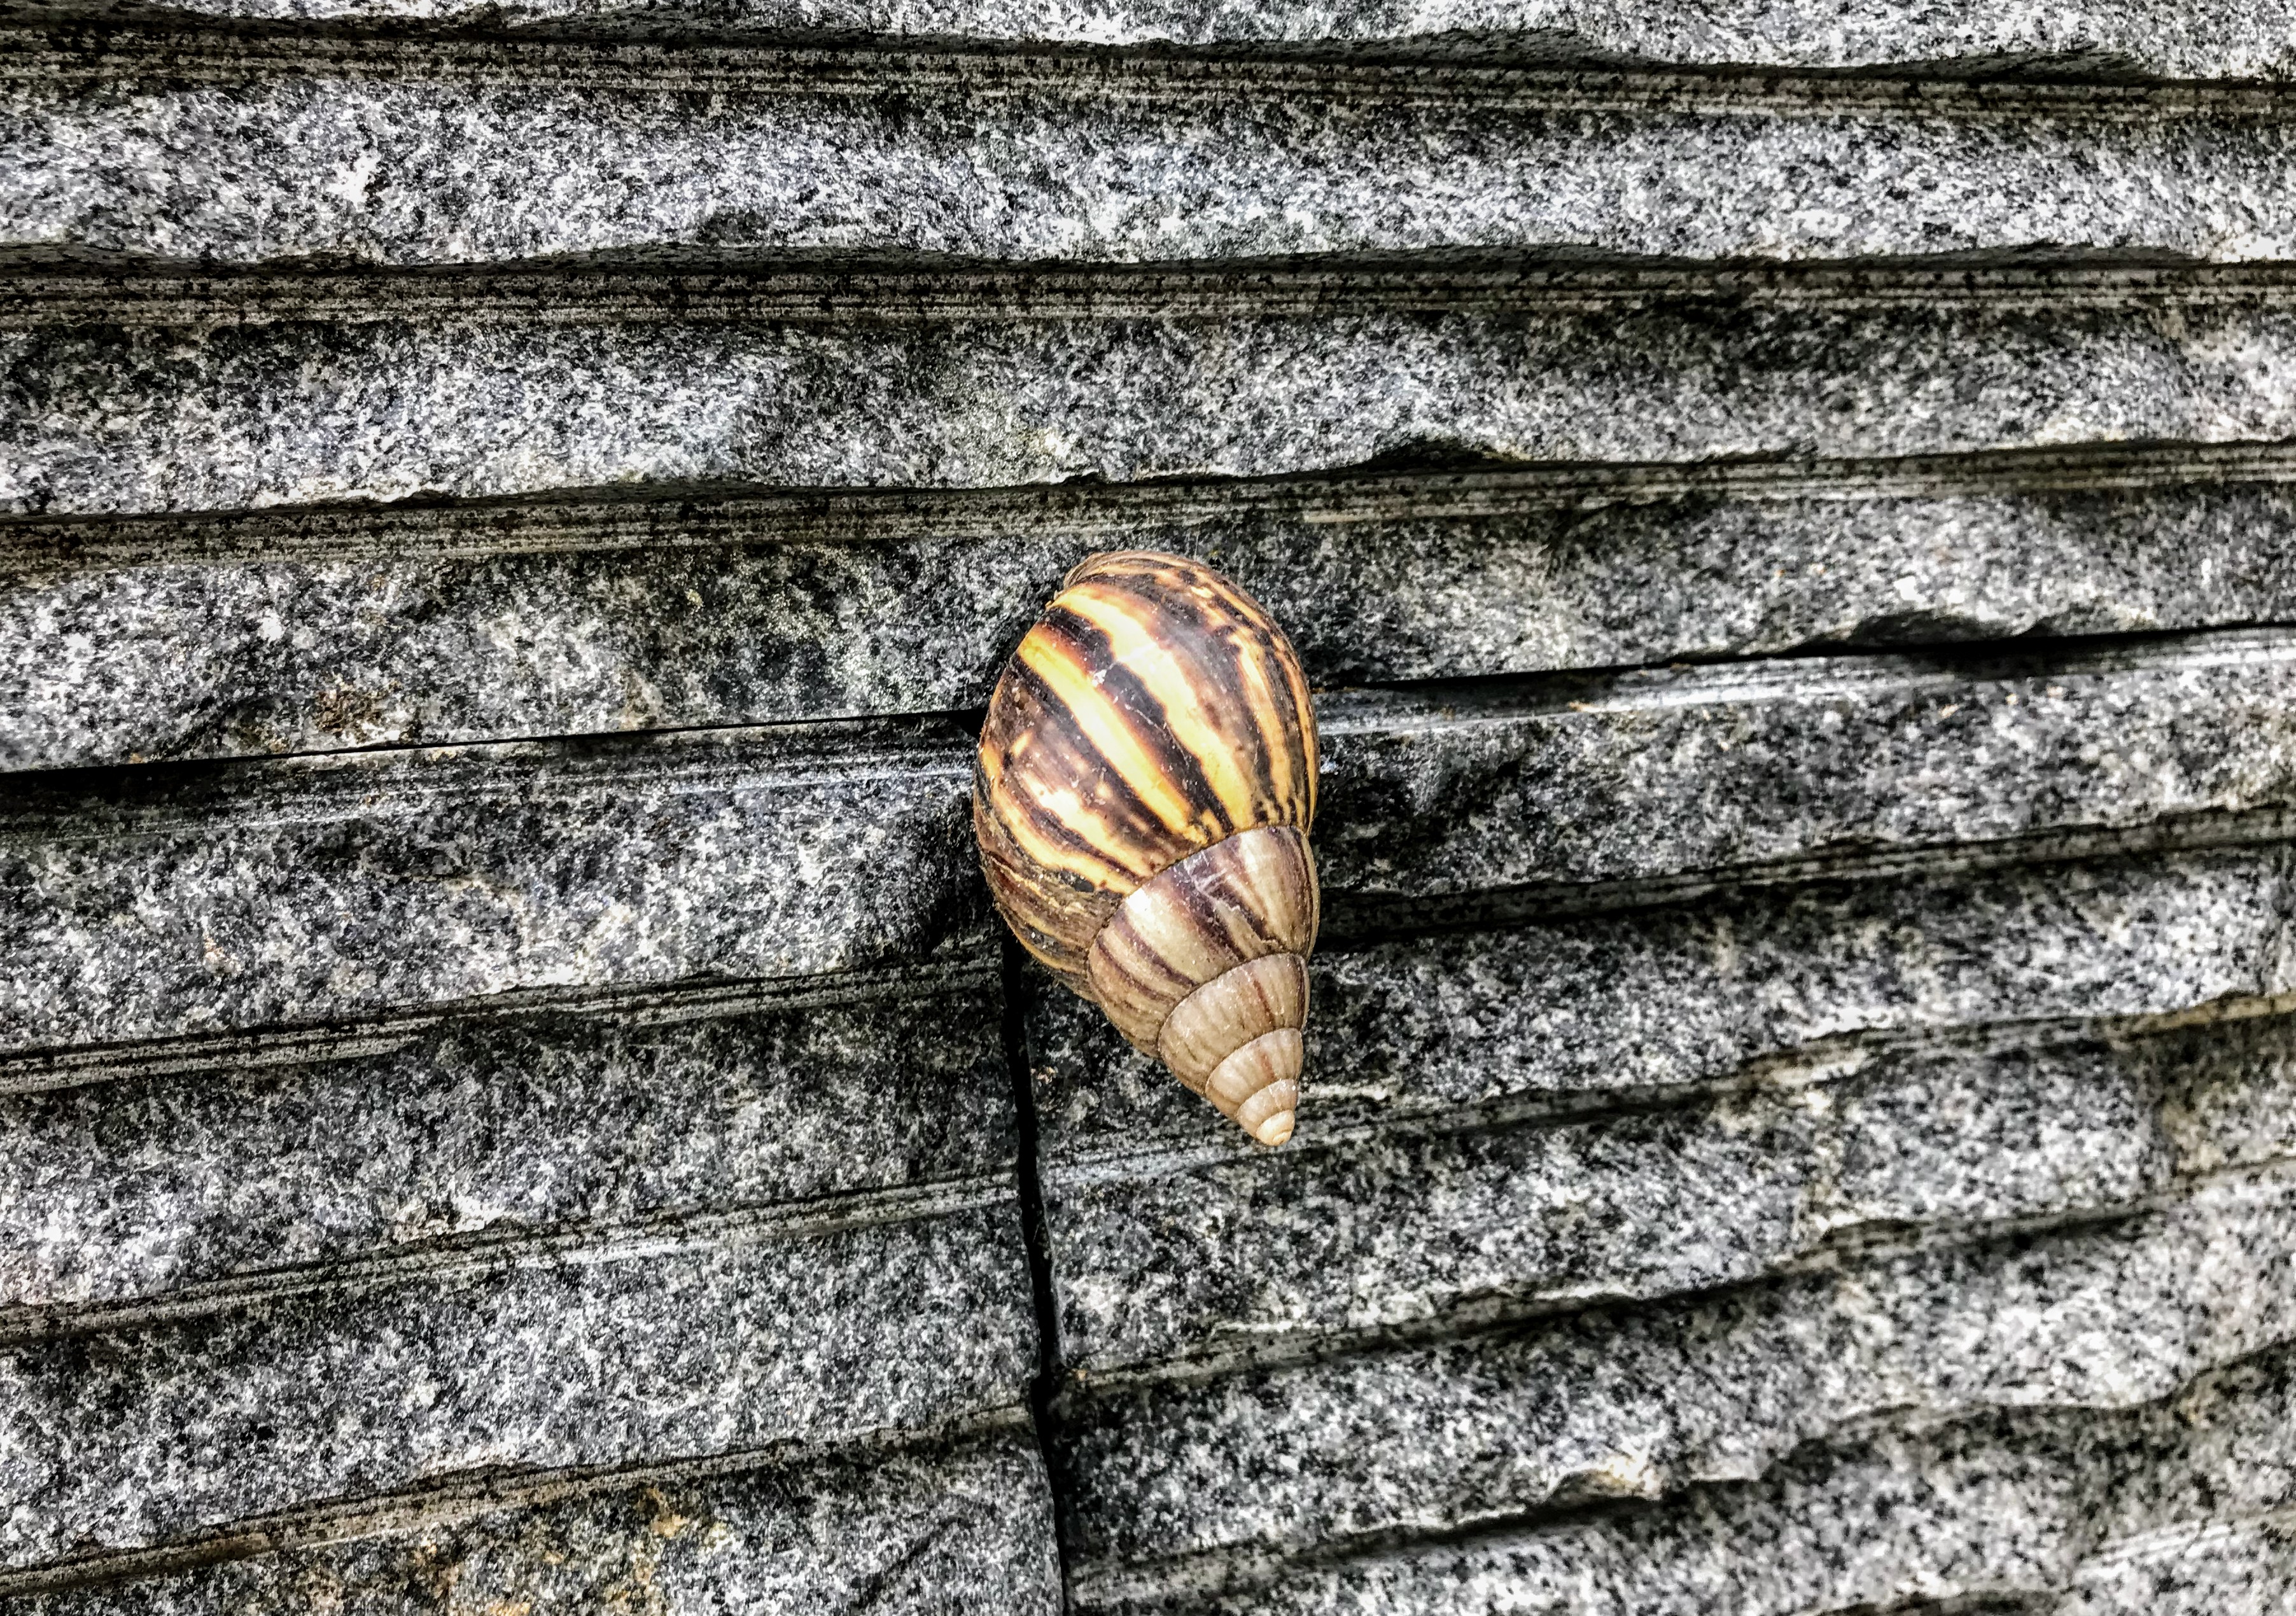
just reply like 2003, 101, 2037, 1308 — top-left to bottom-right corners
974, 551, 1320, 1146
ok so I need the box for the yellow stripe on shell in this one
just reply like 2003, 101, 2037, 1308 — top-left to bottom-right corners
979, 708, 1141, 889
1016, 618, 1203, 841
1058, 581, 1258, 833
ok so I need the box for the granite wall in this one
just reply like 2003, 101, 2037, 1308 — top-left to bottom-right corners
4, 1, 2296, 1610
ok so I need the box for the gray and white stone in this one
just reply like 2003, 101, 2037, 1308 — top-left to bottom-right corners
0, 1197, 1035, 1568
12, 447, 2296, 770
1054, 1170, 2296, 1603
6, 35, 2296, 267
13, 0, 2296, 83
1034, 845, 2296, 1363
1069, 1342, 2296, 1614
1045, 1015, 2296, 1377
20, 270, 2296, 515
6, 1431, 1062, 1616
8, 632, 2291, 1056
0, 968, 1012, 1308
0, 716, 982, 1054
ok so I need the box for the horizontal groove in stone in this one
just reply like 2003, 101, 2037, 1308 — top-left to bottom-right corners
0, 715, 985, 1054
3, 1, 2293, 85
3, 440, 2293, 561
13, 257, 2296, 330
8, 39, 2296, 270
1053, 1165, 2296, 1600
1035, 842, 2296, 1369
2, 629, 2290, 1055
15, 442, 2296, 770
10, 30, 2296, 104
0, 1197, 1037, 1573
0, 952, 998, 1094
0, 1426, 1061, 1612
1070, 1339, 2296, 1615
1313, 625, 2296, 903
30, 282, 2296, 519
0, 1169, 1017, 1344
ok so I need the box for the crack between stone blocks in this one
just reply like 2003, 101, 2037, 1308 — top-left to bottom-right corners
1001, 932, 1078, 1613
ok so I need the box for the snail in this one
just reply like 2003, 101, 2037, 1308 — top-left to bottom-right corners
974, 551, 1320, 1147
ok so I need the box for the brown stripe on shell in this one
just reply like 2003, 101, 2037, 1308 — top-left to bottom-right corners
1037, 601, 1238, 840
975, 552, 1319, 930
1059, 557, 1317, 835
1159, 952, 1308, 1093
970, 788, 1114, 991
983, 641, 1185, 886
1086, 825, 1319, 1052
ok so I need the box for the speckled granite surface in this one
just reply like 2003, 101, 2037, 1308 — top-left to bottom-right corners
8, 0, 2293, 83
24, 271, 2296, 517
11, 448, 2296, 769
6, 3, 2296, 1611
9, 36, 2296, 267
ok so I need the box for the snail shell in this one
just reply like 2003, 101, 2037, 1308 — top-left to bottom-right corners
974, 551, 1320, 1147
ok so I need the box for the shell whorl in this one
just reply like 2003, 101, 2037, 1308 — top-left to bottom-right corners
1091, 827, 1316, 1146
974, 550, 1321, 1146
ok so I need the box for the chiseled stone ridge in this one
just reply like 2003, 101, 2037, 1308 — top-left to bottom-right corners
22, 265, 2296, 516
4, 629, 2290, 1055
2, 1433, 1063, 1615
6, 32, 2296, 267
8, 0, 2292, 82
8, 445, 2296, 770
1056, 1170, 2296, 1608
0, 970, 1014, 1308
0, 716, 982, 1054
1035, 856, 2296, 1369
1070, 1342, 2296, 1613
0, 960, 1047, 1587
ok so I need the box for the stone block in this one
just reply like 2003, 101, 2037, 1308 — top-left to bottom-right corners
19, 269, 2296, 515
13, 447, 2296, 769
6, 1430, 1062, 1616
1067, 1343, 2296, 1614
0, 1197, 1035, 1568
0, 717, 982, 1054
6, 36, 2296, 267
1055, 1171, 2296, 1604
10, 631, 2290, 1056
15, 0, 2296, 83
0, 968, 1013, 1309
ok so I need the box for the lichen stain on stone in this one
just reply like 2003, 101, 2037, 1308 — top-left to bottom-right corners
640, 1485, 694, 1539
313, 684, 393, 742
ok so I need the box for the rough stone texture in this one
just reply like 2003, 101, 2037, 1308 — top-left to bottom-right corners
1036, 845, 2296, 1155
8, 0, 2294, 82
6, 1433, 1062, 1615
8, 39, 2296, 268
11, 1, 2296, 1609
0, 968, 1012, 1307
8, 631, 2289, 1057
1315, 627, 2296, 905
11, 447, 2296, 769
1045, 1004, 2296, 1378
1035, 845, 2296, 1363
25, 270, 2296, 515
0, 716, 982, 1053
1055, 1171, 2296, 1605
0, 1195, 1033, 1567
1067, 1344, 2296, 1613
